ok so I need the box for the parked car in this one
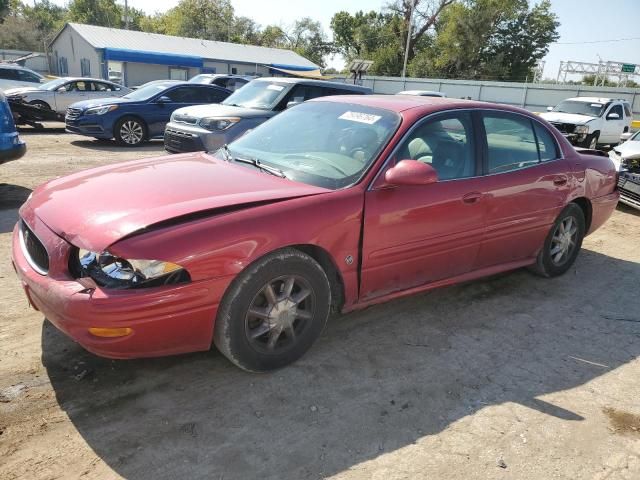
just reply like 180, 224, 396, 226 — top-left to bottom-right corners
610, 130, 640, 211
65, 81, 231, 146
12, 96, 619, 371
539, 97, 632, 149
397, 90, 447, 98
0, 91, 26, 164
4, 77, 131, 117
189, 74, 254, 91
164, 77, 372, 154
0, 63, 46, 91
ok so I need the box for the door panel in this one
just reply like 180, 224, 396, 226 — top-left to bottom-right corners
474, 112, 571, 268
360, 111, 485, 300
474, 161, 570, 268
361, 179, 486, 300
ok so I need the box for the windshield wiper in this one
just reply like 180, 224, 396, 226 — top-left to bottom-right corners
233, 156, 287, 178
219, 144, 233, 162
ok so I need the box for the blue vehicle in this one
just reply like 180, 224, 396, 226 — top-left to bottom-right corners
65, 81, 231, 146
0, 91, 26, 164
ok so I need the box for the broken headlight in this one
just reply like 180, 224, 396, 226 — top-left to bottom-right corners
76, 249, 190, 289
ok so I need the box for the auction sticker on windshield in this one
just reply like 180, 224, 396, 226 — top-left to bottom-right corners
267, 84, 285, 91
339, 111, 382, 125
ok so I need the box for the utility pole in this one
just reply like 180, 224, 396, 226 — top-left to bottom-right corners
401, 0, 416, 79
124, 0, 129, 30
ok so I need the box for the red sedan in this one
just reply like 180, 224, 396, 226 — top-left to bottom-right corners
12, 95, 619, 371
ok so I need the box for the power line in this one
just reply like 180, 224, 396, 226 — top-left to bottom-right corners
552, 37, 640, 45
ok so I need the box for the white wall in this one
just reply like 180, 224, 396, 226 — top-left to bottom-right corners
51, 26, 101, 78
339, 75, 640, 117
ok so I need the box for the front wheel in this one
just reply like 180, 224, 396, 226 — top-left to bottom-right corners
531, 203, 585, 277
581, 132, 598, 150
214, 248, 331, 372
114, 116, 147, 146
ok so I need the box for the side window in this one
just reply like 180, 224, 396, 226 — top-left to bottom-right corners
166, 87, 207, 103
17, 69, 41, 83
74, 81, 91, 91
396, 112, 476, 181
608, 104, 623, 119
482, 113, 539, 173
533, 122, 559, 162
327, 87, 362, 96
0, 68, 17, 80
623, 104, 631, 117
92, 82, 109, 91
201, 87, 230, 103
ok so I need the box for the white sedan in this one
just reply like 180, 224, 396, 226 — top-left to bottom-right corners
3, 77, 131, 115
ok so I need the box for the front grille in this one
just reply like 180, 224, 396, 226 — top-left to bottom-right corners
66, 107, 82, 120
20, 220, 49, 274
550, 122, 576, 134
172, 114, 199, 125
164, 128, 204, 153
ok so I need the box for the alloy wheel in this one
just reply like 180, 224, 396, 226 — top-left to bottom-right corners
549, 215, 578, 266
244, 275, 315, 354
120, 120, 143, 145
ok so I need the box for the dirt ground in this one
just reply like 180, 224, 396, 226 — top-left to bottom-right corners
1, 127, 639, 480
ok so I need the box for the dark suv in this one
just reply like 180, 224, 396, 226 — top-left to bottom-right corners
164, 77, 372, 153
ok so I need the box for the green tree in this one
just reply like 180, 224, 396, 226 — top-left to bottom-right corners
160, 0, 234, 41
21, 0, 67, 45
67, 0, 122, 27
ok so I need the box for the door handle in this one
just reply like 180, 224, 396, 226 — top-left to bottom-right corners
462, 192, 482, 204
553, 176, 568, 186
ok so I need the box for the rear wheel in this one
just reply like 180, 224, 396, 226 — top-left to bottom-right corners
214, 248, 331, 372
114, 116, 146, 146
531, 203, 585, 277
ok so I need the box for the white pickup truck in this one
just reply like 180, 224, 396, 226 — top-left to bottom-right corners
539, 97, 632, 149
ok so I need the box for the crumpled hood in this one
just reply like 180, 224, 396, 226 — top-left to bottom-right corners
173, 103, 275, 120
539, 111, 594, 125
615, 140, 640, 159
23, 152, 330, 251
3, 86, 44, 96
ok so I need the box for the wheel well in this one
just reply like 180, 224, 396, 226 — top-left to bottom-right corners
571, 197, 592, 231
291, 244, 345, 314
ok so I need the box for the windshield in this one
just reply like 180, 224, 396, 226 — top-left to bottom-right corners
630, 130, 640, 142
222, 101, 401, 190
123, 83, 172, 101
189, 74, 212, 84
222, 81, 289, 110
41, 78, 68, 91
553, 100, 606, 117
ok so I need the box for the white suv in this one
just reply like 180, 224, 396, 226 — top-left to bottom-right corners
0, 64, 46, 91
540, 97, 632, 149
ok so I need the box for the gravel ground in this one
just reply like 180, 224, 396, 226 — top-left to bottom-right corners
1, 128, 639, 480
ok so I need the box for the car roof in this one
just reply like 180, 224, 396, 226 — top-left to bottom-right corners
57, 77, 121, 83
309, 94, 537, 117
253, 77, 371, 92
0, 63, 43, 75
564, 97, 624, 104
397, 90, 445, 96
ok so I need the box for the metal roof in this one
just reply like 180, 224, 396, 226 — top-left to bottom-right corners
54, 23, 319, 69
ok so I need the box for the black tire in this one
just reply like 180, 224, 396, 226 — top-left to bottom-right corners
580, 132, 599, 150
214, 248, 331, 372
114, 116, 147, 146
531, 203, 585, 278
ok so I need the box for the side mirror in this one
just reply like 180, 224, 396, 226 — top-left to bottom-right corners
286, 100, 302, 109
156, 96, 171, 104
620, 132, 632, 143
546, 106, 553, 112
607, 112, 620, 120
384, 159, 438, 186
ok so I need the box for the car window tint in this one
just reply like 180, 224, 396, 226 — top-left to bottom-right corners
17, 69, 41, 82
287, 85, 325, 104
608, 104, 623, 118
483, 113, 539, 173
0, 68, 18, 80
201, 87, 229, 103
165, 87, 203, 102
533, 122, 559, 162
398, 111, 476, 180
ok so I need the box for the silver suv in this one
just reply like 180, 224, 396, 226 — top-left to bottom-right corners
164, 77, 372, 154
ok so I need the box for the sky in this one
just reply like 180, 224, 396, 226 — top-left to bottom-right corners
49, 0, 640, 78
